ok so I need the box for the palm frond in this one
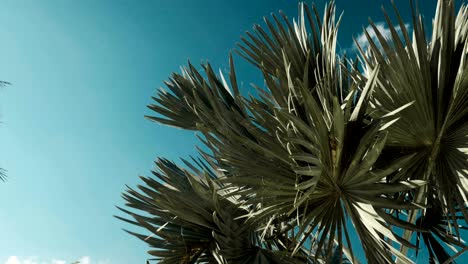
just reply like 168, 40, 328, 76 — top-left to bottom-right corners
117, 159, 217, 263
415, 194, 467, 264
117, 158, 303, 263
354, 0, 468, 256
146, 56, 247, 131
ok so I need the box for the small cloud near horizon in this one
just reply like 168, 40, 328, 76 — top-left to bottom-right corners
4, 256, 108, 264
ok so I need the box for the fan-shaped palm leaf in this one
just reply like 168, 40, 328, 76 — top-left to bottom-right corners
354, 0, 468, 260
117, 158, 303, 263
226, 2, 425, 263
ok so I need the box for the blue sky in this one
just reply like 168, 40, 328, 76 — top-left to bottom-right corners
0, 0, 456, 263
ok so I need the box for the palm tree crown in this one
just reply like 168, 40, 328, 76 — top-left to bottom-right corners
118, 1, 468, 263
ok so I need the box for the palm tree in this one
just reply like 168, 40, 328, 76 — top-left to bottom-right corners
118, 0, 468, 263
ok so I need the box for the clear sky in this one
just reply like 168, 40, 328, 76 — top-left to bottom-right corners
0, 0, 456, 263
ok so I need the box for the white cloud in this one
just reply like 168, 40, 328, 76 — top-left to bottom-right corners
5, 256, 20, 264
77, 257, 90, 264
4, 256, 104, 264
5, 256, 41, 264
347, 21, 411, 53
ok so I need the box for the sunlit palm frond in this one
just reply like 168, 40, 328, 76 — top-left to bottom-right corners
228, 2, 424, 262
355, 0, 468, 260
147, 51, 299, 207
117, 159, 302, 263
116, 159, 218, 263
209, 0, 342, 221
237, 1, 342, 109
146, 58, 247, 131
275, 65, 424, 263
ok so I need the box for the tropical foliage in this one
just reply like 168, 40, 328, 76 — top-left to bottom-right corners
118, 0, 468, 263
0, 80, 9, 182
